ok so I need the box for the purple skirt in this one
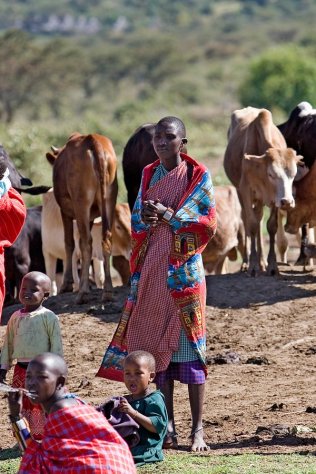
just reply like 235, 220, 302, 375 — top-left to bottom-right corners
154, 360, 206, 387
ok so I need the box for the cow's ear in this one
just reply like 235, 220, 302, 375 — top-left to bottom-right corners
243, 153, 265, 162
46, 152, 57, 165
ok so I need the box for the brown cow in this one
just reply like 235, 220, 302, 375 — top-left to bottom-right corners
46, 133, 118, 304
202, 185, 244, 274
224, 107, 302, 276
41, 189, 131, 294
285, 161, 316, 234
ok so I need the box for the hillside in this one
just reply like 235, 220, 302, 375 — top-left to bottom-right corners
0, 0, 315, 203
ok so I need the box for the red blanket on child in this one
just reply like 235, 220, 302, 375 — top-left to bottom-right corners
18, 404, 136, 474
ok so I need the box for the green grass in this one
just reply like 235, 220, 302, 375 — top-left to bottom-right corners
139, 453, 316, 473
0, 446, 21, 473
1, 452, 316, 474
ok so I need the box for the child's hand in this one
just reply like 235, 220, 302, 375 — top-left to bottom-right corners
118, 397, 137, 418
8, 390, 23, 419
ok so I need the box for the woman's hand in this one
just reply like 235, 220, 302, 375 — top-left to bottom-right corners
142, 199, 167, 226
8, 390, 23, 419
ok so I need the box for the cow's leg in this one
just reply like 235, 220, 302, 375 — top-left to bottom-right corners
60, 213, 75, 294
92, 257, 104, 288
101, 228, 113, 301
214, 257, 227, 275
44, 252, 58, 295
256, 217, 266, 271
238, 194, 249, 272
101, 190, 117, 302
247, 203, 264, 277
276, 210, 288, 264
266, 206, 279, 276
295, 224, 309, 266
112, 255, 130, 286
75, 216, 92, 304
71, 250, 80, 292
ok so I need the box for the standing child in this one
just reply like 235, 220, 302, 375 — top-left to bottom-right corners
0, 271, 63, 439
97, 116, 217, 451
118, 350, 168, 466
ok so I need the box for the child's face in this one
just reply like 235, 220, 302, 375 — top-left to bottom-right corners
25, 361, 61, 406
153, 122, 184, 168
123, 358, 155, 397
19, 275, 49, 311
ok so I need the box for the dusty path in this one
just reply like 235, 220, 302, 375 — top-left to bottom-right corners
1, 264, 316, 455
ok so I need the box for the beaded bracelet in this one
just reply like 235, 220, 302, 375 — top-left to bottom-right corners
9, 416, 31, 452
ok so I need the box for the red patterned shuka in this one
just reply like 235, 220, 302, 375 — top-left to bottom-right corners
0, 188, 26, 319
18, 403, 136, 474
97, 154, 216, 382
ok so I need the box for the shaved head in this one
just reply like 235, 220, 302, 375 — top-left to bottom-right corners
124, 350, 156, 372
156, 116, 186, 139
23, 271, 51, 294
29, 353, 68, 378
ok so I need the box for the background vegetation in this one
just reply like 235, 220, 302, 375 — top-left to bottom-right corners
1, 0, 316, 205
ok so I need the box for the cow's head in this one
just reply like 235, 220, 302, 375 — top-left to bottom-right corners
243, 148, 302, 210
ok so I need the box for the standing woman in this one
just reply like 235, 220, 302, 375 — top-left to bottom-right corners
98, 116, 216, 451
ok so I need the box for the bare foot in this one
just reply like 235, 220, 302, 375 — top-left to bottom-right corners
163, 432, 178, 449
190, 428, 210, 452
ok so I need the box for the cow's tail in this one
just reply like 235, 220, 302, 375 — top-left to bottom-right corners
86, 135, 112, 254
15, 185, 52, 195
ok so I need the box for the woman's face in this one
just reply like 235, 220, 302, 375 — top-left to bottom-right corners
153, 122, 184, 169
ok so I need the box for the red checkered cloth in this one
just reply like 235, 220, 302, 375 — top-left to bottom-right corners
18, 404, 136, 474
0, 188, 26, 318
126, 160, 189, 372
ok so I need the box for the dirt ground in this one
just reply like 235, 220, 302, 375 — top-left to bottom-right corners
1, 247, 316, 456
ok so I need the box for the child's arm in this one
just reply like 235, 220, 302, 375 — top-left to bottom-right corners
118, 398, 157, 434
47, 313, 63, 356
7, 390, 33, 452
0, 315, 16, 375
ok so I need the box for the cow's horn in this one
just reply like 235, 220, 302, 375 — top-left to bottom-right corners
51, 146, 59, 153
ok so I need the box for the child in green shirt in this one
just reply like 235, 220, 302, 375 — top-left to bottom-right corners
118, 350, 168, 466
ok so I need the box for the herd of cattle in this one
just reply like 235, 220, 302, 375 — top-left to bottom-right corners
3, 101, 316, 307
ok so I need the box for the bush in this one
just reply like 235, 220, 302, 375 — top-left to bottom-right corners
239, 46, 316, 113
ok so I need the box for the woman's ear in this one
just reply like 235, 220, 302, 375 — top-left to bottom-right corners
149, 372, 156, 383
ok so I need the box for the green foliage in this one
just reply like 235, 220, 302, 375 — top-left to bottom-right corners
239, 46, 316, 113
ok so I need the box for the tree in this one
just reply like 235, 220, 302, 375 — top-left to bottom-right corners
0, 30, 83, 122
239, 46, 316, 113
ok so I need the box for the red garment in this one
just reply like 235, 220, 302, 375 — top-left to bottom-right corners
126, 160, 189, 372
13, 364, 46, 440
18, 404, 137, 474
0, 188, 26, 319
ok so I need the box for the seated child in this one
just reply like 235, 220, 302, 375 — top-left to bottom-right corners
118, 350, 168, 466
7, 353, 136, 474
0, 271, 63, 439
